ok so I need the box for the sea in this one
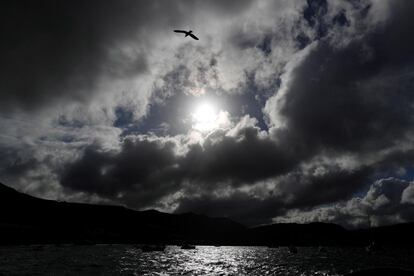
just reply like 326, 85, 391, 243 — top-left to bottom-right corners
0, 244, 413, 275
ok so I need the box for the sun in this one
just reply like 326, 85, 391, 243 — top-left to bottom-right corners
192, 103, 217, 132
192, 103, 219, 132
194, 103, 215, 123
191, 101, 231, 133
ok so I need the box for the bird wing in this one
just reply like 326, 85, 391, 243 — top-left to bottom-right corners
174, 30, 187, 34
189, 33, 199, 40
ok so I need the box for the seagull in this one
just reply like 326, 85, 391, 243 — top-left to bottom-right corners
174, 29, 199, 40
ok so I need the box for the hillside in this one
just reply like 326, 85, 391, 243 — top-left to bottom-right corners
1, 182, 414, 246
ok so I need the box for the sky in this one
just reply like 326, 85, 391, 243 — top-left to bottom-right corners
1, 0, 414, 228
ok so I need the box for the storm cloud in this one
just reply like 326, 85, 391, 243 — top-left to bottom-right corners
60, 123, 298, 210
2, 0, 414, 227
0, 0, 253, 111
274, 178, 414, 229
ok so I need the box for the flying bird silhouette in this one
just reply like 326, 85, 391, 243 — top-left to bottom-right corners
174, 30, 199, 40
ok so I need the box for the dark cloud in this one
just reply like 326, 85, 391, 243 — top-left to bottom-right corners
280, 166, 371, 208
4, 0, 414, 228
187, 0, 414, 225
0, 1, 142, 110
58, 0, 414, 226
267, 0, 414, 155
0, 147, 39, 179
59, 123, 373, 226
174, 192, 285, 226
0, 0, 252, 112
60, 124, 298, 209
180, 127, 297, 185
277, 178, 414, 229
174, 166, 372, 226
60, 138, 179, 207
251, 0, 414, 225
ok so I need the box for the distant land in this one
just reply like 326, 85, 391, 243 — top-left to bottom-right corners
1, 182, 413, 246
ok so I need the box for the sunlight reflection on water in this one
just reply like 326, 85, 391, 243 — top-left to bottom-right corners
117, 245, 414, 276
1, 245, 414, 275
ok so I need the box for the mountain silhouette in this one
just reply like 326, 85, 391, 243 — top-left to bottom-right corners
1, 182, 414, 246
0, 182, 244, 245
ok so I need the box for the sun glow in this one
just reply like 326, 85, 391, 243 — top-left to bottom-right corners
191, 102, 231, 133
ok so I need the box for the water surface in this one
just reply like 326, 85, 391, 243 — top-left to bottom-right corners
1, 245, 413, 275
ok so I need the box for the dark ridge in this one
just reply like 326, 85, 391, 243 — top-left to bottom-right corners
0, 182, 245, 245
1, 182, 414, 246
